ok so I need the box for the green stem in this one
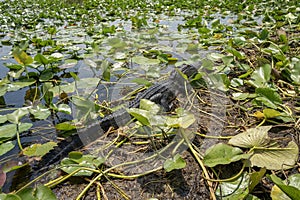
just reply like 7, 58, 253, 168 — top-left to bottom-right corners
16, 123, 23, 151
180, 128, 216, 200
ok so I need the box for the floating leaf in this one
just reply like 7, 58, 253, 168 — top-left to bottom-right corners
39, 70, 54, 82
13, 48, 33, 65
0, 141, 16, 156
50, 52, 63, 59
128, 108, 150, 126
0, 194, 21, 200
226, 47, 244, 60
0, 124, 17, 140
29, 105, 51, 120
253, 111, 265, 119
166, 109, 195, 128
216, 172, 250, 199
255, 87, 282, 108
232, 92, 251, 100
249, 168, 266, 192
290, 61, 300, 84
0, 85, 8, 97
59, 59, 77, 69
131, 78, 152, 87
61, 154, 105, 176
268, 174, 300, 200
251, 141, 298, 170
263, 108, 281, 119
16, 188, 36, 200
23, 142, 57, 157
76, 77, 101, 91
57, 104, 72, 114
0, 115, 7, 124
248, 64, 271, 88
228, 126, 272, 148
49, 82, 75, 96
55, 122, 76, 131
6, 108, 29, 124
229, 126, 298, 169
139, 99, 160, 113
107, 37, 126, 49
163, 154, 186, 172
35, 185, 57, 200
8, 79, 36, 92
203, 143, 249, 167
132, 56, 160, 65
34, 53, 49, 65
259, 29, 269, 40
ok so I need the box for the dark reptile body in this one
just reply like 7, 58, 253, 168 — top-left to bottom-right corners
34, 64, 198, 171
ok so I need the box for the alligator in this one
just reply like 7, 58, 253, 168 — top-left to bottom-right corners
33, 63, 199, 172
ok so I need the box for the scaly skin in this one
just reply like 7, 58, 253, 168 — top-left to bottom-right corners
33, 64, 198, 172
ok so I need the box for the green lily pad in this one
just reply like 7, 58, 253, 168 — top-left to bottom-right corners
0, 115, 7, 124
0, 124, 17, 140
255, 88, 282, 109
13, 48, 33, 65
263, 108, 281, 119
216, 172, 250, 199
0, 194, 21, 200
132, 56, 160, 65
6, 108, 29, 124
61, 153, 105, 176
248, 64, 271, 88
203, 143, 249, 167
269, 174, 300, 200
55, 122, 76, 131
128, 108, 151, 126
0, 141, 16, 156
290, 61, 300, 84
131, 78, 152, 87
8, 79, 36, 92
57, 104, 72, 114
250, 141, 298, 170
0, 85, 8, 97
35, 185, 57, 200
23, 142, 57, 157
34, 53, 49, 65
163, 154, 186, 172
232, 92, 251, 100
16, 188, 36, 200
166, 109, 195, 128
29, 105, 51, 120
139, 99, 160, 113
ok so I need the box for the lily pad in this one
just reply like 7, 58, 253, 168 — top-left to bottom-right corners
0, 141, 16, 156
229, 126, 298, 170
55, 122, 76, 131
250, 141, 298, 170
6, 108, 29, 124
163, 154, 186, 172
248, 64, 271, 88
29, 105, 51, 120
269, 174, 300, 200
216, 172, 250, 199
23, 142, 57, 157
132, 56, 160, 65
13, 48, 33, 65
8, 79, 36, 92
228, 126, 272, 148
35, 185, 57, 200
61, 153, 105, 176
203, 143, 249, 167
